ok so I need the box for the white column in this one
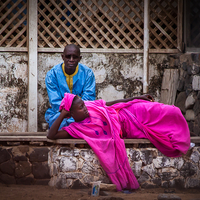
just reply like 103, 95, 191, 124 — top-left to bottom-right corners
143, 0, 149, 94
28, 0, 38, 132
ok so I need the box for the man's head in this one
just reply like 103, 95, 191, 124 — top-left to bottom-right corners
62, 44, 82, 75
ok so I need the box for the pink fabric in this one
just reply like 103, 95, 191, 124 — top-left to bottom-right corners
62, 99, 190, 190
62, 99, 139, 191
118, 100, 190, 157
59, 93, 76, 111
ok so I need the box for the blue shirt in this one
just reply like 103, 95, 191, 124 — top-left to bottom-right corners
45, 62, 96, 129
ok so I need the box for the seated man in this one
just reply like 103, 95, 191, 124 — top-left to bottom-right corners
45, 44, 96, 129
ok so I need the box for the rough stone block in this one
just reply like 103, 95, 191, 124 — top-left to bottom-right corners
82, 174, 95, 183
142, 163, 156, 177
29, 147, 49, 162
190, 151, 200, 163
186, 178, 200, 189
173, 177, 185, 189
99, 183, 116, 191
59, 157, 77, 172
13, 155, 27, 162
15, 161, 32, 178
158, 168, 179, 181
0, 149, 11, 164
65, 172, 84, 179
71, 179, 88, 189
141, 149, 157, 165
0, 160, 15, 176
192, 75, 200, 91
157, 194, 181, 200
0, 172, 16, 184
193, 100, 200, 116
185, 93, 196, 109
131, 161, 142, 177
82, 161, 99, 176
60, 147, 74, 156
16, 174, 34, 185
32, 162, 50, 179
185, 109, 195, 121
180, 162, 197, 178
141, 181, 157, 189
129, 149, 141, 161
175, 92, 187, 113
152, 177, 162, 186
138, 171, 150, 184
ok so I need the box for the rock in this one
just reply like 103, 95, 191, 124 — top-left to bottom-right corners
0, 149, 11, 164
32, 162, 50, 179
175, 92, 186, 113
71, 179, 88, 189
185, 110, 195, 121
192, 75, 200, 91
29, 147, 49, 162
100, 183, 117, 191
185, 93, 196, 109
157, 194, 181, 200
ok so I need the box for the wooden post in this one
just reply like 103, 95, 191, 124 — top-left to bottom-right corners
27, 0, 38, 132
143, 0, 149, 94
160, 69, 179, 105
177, 0, 183, 52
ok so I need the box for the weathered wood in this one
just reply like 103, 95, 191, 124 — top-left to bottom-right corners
0, 134, 199, 144
143, 0, 149, 94
0, 132, 47, 136
28, 0, 38, 132
160, 69, 179, 105
177, 0, 183, 51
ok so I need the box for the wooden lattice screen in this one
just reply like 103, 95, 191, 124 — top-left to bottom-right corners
0, 0, 181, 52
149, 0, 178, 50
38, 0, 145, 50
0, 0, 27, 48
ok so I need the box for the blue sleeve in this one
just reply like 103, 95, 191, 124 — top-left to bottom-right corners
81, 69, 96, 101
45, 70, 62, 112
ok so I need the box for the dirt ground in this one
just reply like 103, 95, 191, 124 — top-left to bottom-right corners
0, 184, 200, 200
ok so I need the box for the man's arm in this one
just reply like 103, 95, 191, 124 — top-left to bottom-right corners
47, 110, 73, 139
45, 71, 63, 111
105, 94, 154, 106
81, 69, 96, 101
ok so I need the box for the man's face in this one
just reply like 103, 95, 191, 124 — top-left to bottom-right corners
62, 46, 82, 75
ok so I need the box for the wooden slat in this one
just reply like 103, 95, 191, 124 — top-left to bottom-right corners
0, 47, 180, 53
0, 132, 47, 136
0, 133, 199, 144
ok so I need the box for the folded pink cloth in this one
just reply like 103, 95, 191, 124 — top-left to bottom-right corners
59, 93, 76, 111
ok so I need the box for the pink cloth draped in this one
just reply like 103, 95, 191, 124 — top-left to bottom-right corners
117, 100, 190, 157
62, 99, 190, 190
59, 93, 76, 111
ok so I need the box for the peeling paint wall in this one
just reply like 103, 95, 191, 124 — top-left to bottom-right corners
0, 53, 28, 132
1, 52, 169, 132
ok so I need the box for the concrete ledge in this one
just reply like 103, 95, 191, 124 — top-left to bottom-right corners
0, 132, 200, 144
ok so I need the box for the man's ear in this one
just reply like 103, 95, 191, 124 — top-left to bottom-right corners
61, 54, 64, 60
79, 56, 82, 61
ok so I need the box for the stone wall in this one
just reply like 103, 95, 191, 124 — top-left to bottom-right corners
0, 146, 50, 185
1, 145, 200, 189
174, 53, 200, 136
